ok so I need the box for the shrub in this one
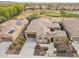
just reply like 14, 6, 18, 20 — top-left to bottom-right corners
9, 44, 14, 49
26, 14, 40, 22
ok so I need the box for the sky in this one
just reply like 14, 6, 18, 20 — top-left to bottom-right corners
0, 0, 79, 3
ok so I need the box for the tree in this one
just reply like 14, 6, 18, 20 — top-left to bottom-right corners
0, 4, 24, 22
8, 6, 17, 17
47, 4, 52, 10
26, 13, 40, 22
0, 7, 10, 19
14, 4, 24, 14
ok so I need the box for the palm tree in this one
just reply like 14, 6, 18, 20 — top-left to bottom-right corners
60, 6, 66, 22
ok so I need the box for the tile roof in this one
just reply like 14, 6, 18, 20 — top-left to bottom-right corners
63, 20, 79, 40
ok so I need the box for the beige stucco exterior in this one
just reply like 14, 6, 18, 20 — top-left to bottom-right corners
25, 18, 67, 44
0, 19, 28, 41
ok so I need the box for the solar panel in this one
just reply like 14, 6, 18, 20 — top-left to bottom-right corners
8, 29, 15, 34
16, 20, 23, 26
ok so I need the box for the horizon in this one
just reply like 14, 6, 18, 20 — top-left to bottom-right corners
0, 0, 79, 3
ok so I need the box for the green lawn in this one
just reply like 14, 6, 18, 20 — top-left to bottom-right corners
41, 12, 79, 18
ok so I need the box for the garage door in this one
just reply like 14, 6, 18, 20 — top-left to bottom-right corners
27, 34, 36, 38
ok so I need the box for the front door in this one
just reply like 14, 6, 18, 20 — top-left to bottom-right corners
51, 38, 54, 42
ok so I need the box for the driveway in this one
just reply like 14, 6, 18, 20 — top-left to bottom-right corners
0, 42, 12, 56
20, 38, 36, 56
72, 41, 79, 55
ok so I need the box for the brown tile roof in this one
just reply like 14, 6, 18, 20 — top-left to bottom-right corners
0, 19, 28, 41
50, 30, 67, 37
63, 20, 79, 40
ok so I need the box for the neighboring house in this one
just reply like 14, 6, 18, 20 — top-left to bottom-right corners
62, 20, 79, 56
25, 6, 34, 10
62, 5, 79, 11
0, 19, 28, 41
25, 5, 40, 10
41, 5, 47, 9
63, 20, 79, 41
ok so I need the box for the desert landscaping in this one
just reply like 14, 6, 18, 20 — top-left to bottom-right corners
0, 2, 79, 57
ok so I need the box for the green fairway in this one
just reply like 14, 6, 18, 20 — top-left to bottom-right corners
41, 12, 79, 18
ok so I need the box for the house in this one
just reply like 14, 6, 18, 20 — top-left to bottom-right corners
63, 20, 79, 56
33, 18, 61, 30
50, 30, 67, 43
25, 18, 67, 44
63, 20, 79, 41
62, 4, 79, 11
25, 5, 40, 10
36, 24, 50, 44
50, 30, 70, 54
41, 5, 47, 9
25, 18, 71, 56
25, 21, 45, 38
25, 6, 34, 10
0, 19, 28, 41
36, 30, 67, 43
25, 18, 61, 38
36, 30, 68, 56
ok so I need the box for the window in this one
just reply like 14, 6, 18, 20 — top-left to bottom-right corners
50, 29, 54, 31
39, 37, 42, 39
8, 29, 15, 34
57, 50, 66, 53
45, 37, 48, 39
55, 38, 59, 41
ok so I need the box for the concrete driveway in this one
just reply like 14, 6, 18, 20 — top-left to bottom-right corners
0, 42, 12, 55
20, 38, 36, 56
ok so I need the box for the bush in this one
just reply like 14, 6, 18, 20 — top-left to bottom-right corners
9, 44, 15, 49
26, 14, 40, 22
0, 15, 6, 23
